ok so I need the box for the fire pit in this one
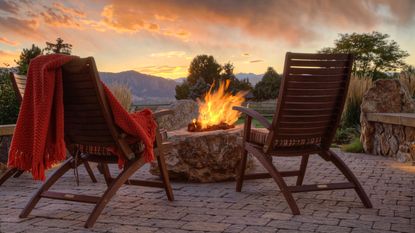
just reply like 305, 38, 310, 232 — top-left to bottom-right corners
150, 81, 253, 182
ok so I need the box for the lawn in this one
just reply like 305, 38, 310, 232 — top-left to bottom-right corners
236, 116, 273, 128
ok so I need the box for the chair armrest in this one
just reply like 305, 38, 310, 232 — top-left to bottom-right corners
232, 106, 271, 129
153, 109, 174, 119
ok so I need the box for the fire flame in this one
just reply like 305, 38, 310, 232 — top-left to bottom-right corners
194, 80, 246, 129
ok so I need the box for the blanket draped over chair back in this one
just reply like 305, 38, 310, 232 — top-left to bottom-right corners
8, 54, 157, 180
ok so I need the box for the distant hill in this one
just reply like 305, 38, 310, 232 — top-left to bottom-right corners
99, 70, 177, 103
236, 73, 263, 85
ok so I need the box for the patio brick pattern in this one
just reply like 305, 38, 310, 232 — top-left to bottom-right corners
0, 149, 414, 233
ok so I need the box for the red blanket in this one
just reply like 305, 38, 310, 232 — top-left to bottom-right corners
8, 54, 157, 180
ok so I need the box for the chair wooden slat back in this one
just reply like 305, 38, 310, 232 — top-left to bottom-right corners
9, 73, 27, 104
61, 57, 123, 148
266, 52, 353, 151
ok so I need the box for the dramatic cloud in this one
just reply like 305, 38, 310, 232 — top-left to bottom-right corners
138, 65, 187, 78
40, 3, 86, 28
0, 0, 19, 14
0, 37, 19, 46
0, 16, 39, 37
100, 0, 415, 44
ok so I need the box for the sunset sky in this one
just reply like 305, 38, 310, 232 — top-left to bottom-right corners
1, 0, 415, 79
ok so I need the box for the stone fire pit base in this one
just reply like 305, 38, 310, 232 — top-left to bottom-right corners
150, 125, 253, 182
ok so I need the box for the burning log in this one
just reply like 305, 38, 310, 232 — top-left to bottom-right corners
188, 80, 246, 132
188, 120, 235, 132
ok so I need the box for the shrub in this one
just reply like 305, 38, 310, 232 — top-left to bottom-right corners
334, 127, 359, 144
342, 76, 373, 128
341, 137, 364, 153
0, 70, 19, 124
109, 83, 132, 111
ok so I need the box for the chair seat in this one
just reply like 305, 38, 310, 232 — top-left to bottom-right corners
249, 128, 322, 147
68, 129, 168, 157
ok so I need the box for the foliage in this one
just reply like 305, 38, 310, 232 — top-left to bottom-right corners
44, 37, 73, 55
342, 76, 373, 128
253, 67, 281, 100
175, 80, 190, 100
187, 55, 222, 85
341, 137, 364, 153
189, 78, 210, 100
0, 69, 19, 124
15, 44, 42, 75
109, 83, 132, 111
320, 31, 409, 79
398, 65, 415, 97
334, 127, 359, 144
176, 55, 252, 100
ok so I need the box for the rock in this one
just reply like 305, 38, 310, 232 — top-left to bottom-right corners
156, 100, 199, 131
397, 142, 415, 163
150, 126, 254, 182
361, 79, 415, 154
361, 79, 415, 114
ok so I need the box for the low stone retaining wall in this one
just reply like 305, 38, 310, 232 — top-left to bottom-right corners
364, 113, 415, 162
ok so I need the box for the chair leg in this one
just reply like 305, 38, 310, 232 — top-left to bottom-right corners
236, 150, 248, 192
296, 155, 309, 186
83, 161, 97, 183
13, 169, 24, 178
254, 152, 300, 215
156, 151, 174, 201
100, 163, 112, 187
0, 167, 19, 186
325, 150, 372, 208
84, 157, 146, 228
20, 158, 75, 218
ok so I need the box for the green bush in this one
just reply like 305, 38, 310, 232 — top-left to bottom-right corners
334, 127, 359, 144
0, 70, 19, 124
341, 137, 364, 153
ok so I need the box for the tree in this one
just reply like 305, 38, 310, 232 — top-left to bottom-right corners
44, 37, 72, 55
187, 55, 222, 85
15, 44, 42, 75
189, 78, 210, 100
0, 68, 19, 124
319, 31, 409, 79
253, 67, 281, 100
176, 55, 252, 100
175, 81, 190, 100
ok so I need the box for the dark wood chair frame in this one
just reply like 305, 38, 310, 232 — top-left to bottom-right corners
18, 57, 174, 228
234, 52, 372, 215
0, 73, 98, 186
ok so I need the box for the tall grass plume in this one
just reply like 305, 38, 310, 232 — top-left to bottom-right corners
109, 83, 133, 111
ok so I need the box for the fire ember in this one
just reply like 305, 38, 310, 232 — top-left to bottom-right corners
187, 80, 246, 132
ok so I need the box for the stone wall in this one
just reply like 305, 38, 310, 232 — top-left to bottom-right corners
360, 79, 415, 163
369, 121, 415, 162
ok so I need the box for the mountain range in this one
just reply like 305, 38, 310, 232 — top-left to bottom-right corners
100, 70, 263, 103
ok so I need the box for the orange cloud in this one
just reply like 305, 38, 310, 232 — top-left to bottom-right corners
101, 0, 415, 45
138, 65, 187, 79
0, 16, 39, 38
0, 37, 19, 46
0, 0, 19, 14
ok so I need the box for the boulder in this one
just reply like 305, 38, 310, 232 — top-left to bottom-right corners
361, 79, 415, 153
150, 126, 254, 182
156, 100, 199, 131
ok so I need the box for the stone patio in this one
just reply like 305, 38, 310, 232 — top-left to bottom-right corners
0, 150, 414, 233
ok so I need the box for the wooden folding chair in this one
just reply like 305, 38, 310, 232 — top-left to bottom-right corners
234, 52, 372, 215
19, 57, 174, 228
0, 73, 98, 185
